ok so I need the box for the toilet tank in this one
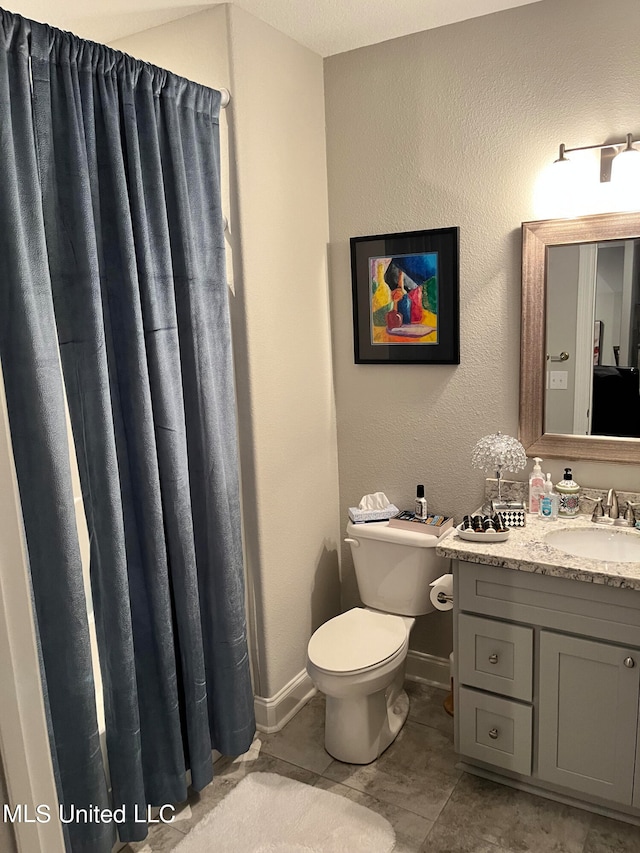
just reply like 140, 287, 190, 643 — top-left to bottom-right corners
345, 521, 450, 616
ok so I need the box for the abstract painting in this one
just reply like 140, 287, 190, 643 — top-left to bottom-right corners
369, 252, 438, 344
351, 228, 459, 364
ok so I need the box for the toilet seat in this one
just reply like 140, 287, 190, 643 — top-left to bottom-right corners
307, 607, 407, 676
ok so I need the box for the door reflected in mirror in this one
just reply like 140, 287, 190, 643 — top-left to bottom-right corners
545, 240, 640, 437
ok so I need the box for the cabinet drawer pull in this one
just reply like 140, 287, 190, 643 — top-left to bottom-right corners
488, 728, 499, 739
488, 653, 499, 664
624, 656, 635, 668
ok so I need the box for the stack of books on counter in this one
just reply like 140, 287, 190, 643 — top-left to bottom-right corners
388, 511, 454, 537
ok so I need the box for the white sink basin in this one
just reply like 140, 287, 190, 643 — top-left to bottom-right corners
546, 527, 640, 563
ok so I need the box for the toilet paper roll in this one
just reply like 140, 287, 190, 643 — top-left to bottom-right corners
429, 573, 454, 612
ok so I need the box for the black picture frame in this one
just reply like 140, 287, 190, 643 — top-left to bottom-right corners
350, 227, 460, 364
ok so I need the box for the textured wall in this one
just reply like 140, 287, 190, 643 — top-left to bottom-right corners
115, 6, 341, 698
225, 5, 340, 696
325, 0, 640, 658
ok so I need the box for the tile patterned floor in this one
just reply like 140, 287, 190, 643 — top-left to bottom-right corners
122, 682, 640, 853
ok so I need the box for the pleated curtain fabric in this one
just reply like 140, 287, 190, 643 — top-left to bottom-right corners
0, 10, 255, 851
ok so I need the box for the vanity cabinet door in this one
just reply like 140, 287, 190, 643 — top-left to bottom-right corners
538, 631, 640, 805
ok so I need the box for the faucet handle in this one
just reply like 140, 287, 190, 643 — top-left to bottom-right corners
623, 501, 637, 526
611, 501, 638, 527
586, 496, 604, 522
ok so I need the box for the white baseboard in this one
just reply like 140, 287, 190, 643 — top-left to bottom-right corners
405, 649, 450, 689
254, 669, 316, 733
253, 653, 448, 734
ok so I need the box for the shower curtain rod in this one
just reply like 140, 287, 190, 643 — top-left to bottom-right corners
219, 88, 230, 107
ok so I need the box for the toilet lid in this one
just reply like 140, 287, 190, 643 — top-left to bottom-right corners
307, 608, 407, 673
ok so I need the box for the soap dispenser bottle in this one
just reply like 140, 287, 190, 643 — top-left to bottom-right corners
528, 457, 545, 514
556, 468, 580, 517
539, 473, 559, 521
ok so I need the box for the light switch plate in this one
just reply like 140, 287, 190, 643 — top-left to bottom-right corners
549, 370, 568, 390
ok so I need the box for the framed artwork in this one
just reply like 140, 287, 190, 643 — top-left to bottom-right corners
350, 227, 460, 364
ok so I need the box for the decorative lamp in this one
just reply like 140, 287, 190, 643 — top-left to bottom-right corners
471, 431, 527, 504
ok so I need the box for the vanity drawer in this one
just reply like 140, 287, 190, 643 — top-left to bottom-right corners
456, 561, 640, 648
458, 686, 532, 776
458, 614, 533, 701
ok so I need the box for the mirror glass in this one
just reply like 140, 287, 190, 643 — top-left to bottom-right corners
545, 239, 640, 437
520, 212, 640, 464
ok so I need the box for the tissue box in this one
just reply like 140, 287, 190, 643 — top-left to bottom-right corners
348, 504, 399, 523
491, 500, 526, 527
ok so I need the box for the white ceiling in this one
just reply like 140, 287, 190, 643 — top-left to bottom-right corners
7, 0, 543, 56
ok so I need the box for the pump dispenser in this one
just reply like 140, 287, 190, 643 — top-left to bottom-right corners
556, 468, 580, 517
528, 457, 545, 514
539, 473, 559, 520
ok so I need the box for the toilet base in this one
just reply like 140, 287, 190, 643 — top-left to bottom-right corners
324, 667, 409, 764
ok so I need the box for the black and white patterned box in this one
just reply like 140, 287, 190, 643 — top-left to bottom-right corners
491, 501, 527, 527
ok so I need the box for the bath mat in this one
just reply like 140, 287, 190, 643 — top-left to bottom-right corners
173, 771, 396, 852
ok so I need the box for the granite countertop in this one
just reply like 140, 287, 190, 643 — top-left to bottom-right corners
435, 512, 640, 591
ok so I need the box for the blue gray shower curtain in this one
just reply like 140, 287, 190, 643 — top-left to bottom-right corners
0, 9, 254, 851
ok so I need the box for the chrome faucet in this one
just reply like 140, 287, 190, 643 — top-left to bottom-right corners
584, 492, 638, 527
604, 490, 638, 527
605, 489, 619, 520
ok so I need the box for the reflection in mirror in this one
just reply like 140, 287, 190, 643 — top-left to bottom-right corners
545, 240, 640, 437
519, 212, 640, 464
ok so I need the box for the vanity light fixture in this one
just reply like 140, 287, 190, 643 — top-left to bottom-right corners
553, 133, 640, 185
540, 133, 640, 217
471, 431, 527, 503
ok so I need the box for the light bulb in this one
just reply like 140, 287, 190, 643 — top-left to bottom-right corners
533, 156, 586, 219
611, 144, 640, 211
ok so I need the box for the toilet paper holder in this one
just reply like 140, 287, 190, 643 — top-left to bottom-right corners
429, 573, 454, 612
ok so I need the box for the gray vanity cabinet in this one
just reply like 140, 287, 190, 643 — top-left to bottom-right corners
537, 631, 639, 804
454, 559, 640, 820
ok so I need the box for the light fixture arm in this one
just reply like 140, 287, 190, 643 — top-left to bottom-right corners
557, 133, 635, 160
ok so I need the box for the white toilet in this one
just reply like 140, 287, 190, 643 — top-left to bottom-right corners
306, 520, 449, 764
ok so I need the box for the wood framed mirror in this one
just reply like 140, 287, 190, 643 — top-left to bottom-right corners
520, 211, 640, 464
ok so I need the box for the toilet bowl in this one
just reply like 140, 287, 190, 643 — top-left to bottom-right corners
306, 520, 450, 764
307, 607, 415, 764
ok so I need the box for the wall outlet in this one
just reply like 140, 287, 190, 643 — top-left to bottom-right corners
549, 370, 568, 390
